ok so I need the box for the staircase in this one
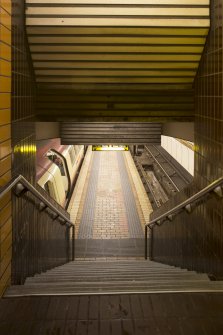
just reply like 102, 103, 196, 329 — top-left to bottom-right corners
5, 260, 223, 297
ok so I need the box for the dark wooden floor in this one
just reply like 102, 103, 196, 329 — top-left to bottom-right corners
0, 293, 223, 334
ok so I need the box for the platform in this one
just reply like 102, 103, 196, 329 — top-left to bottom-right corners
68, 147, 152, 259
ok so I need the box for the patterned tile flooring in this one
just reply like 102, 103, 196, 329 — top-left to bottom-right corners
77, 151, 143, 240
74, 151, 145, 257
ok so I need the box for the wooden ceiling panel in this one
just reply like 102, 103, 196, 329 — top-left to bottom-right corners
27, 26, 209, 36
26, 0, 209, 5
33, 62, 199, 69
28, 36, 206, 45
31, 54, 202, 61
26, 0, 210, 121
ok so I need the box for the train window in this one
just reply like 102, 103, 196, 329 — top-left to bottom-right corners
44, 181, 50, 194
47, 151, 65, 176
68, 146, 76, 166
44, 180, 56, 200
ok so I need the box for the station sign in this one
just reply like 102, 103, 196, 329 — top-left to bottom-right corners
92, 145, 129, 151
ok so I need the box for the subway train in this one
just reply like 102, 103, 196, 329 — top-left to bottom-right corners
37, 139, 85, 207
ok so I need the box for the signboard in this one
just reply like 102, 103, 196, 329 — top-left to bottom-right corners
92, 145, 129, 151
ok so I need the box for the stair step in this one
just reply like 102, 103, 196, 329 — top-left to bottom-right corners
5, 282, 223, 297
26, 276, 208, 284
40, 268, 195, 275
29, 271, 207, 278
5, 259, 222, 297
45, 265, 192, 272
7, 281, 222, 287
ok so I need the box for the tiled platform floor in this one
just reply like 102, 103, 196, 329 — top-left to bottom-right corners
77, 151, 143, 240
1, 293, 223, 334
68, 150, 151, 257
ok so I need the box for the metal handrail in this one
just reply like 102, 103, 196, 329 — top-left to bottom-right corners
145, 176, 223, 260
0, 174, 75, 260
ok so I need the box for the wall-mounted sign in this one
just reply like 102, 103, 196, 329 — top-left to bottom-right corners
92, 145, 129, 151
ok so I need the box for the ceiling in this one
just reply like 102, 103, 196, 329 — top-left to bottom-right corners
26, 0, 210, 122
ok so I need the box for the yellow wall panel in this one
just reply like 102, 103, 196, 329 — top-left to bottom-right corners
0, 156, 11, 178
0, 76, 11, 92
27, 26, 209, 37
0, 7, 11, 30
0, 192, 10, 211
0, 263, 11, 297
0, 218, 12, 243
0, 201, 11, 227
0, 41, 11, 60
0, 170, 11, 187
0, 109, 11, 125
0, 93, 10, 109
0, 124, 11, 142
0, 24, 11, 45
0, 139, 11, 159
0, 247, 12, 278
0, 1, 12, 14
0, 59, 11, 77
0, 231, 12, 258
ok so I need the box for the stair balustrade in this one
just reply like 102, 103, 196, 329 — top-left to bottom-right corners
145, 177, 223, 267
0, 175, 75, 284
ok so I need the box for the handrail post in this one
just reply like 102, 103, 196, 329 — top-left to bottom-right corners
66, 226, 70, 262
145, 225, 148, 260
72, 225, 75, 261
149, 227, 153, 261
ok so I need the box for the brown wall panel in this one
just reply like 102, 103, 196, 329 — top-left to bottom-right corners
151, 0, 223, 278
12, 0, 68, 287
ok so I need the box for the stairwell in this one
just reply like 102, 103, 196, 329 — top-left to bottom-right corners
5, 259, 223, 297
